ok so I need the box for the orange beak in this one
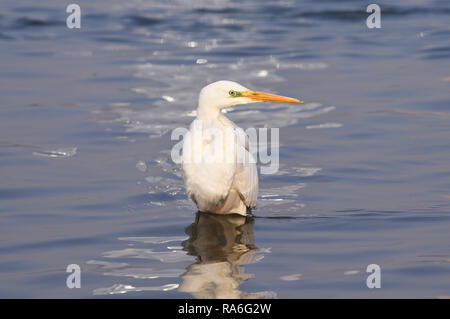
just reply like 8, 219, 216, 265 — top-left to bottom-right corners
244, 90, 303, 103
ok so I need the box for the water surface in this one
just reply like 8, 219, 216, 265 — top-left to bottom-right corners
1, 0, 450, 298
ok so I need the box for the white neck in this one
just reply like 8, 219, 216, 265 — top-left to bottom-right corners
197, 101, 222, 119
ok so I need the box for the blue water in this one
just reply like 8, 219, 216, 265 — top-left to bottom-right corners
1, 0, 450, 298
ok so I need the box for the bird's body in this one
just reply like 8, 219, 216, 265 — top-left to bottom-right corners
182, 81, 301, 216
183, 107, 258, 215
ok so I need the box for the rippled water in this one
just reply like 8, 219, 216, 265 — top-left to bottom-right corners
1, 0, 450, 298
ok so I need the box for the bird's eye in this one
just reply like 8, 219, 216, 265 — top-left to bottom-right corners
229, 90, 238, 97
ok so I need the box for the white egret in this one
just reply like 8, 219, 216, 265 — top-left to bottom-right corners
182, 80, 302, 216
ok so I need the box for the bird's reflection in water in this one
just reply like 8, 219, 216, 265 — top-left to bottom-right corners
179, 212, 267, 299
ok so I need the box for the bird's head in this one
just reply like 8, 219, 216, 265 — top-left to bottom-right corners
198, 80, 302, 114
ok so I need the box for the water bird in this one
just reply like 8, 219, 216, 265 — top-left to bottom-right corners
182, 80, 302, 216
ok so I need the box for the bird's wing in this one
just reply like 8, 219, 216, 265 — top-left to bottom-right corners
233, 127, 258, 208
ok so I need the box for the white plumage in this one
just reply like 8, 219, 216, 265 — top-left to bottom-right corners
182, 80, 301, 216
